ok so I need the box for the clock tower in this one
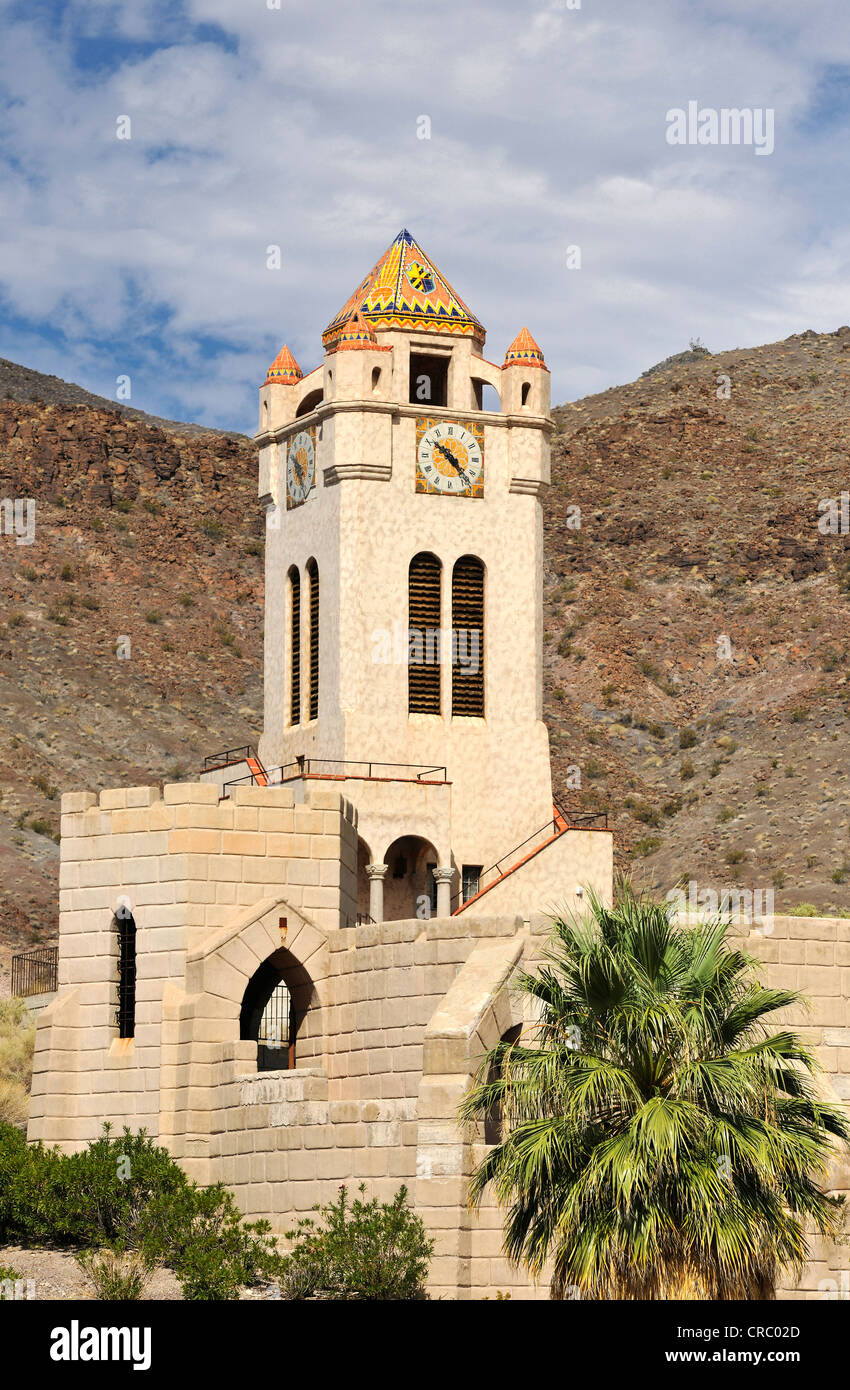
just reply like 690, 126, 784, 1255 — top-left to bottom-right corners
255, 229, 557, 921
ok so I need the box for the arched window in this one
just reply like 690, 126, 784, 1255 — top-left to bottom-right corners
452, 555, 484, 717
288, 566, 301, 725
408, 552, 441, 715
521, 381, 531, 406
307, 558, 319, 721
240, 948, 315, 1072
115, 908, 136, 1039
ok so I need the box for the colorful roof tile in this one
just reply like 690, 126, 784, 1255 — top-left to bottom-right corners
503, 327, 547, 370
263, 344, 303, 386
323, 229, 485, 347
330, 309, 379, 351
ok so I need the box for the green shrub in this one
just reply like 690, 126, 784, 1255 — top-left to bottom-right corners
632, 836, 661, 858
678, 728, 698, 749
0, 1124, 279, 1300
789, 903, 819, 917
278, 1185, 432, 1301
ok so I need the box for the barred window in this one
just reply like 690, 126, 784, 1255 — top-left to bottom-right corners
451, 555, 484, 717
288, 566, 301, 725
116, 909, 136, 1039
408, 552, 441, 714
307, 559, 319, 721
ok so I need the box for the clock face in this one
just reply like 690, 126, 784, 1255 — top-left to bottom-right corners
285, 428, 316, 509
415, 419, 485, 497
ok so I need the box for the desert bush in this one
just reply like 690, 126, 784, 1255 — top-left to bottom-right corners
789, 904, 819, 917
76, 1249, 153, 1301
678, 728, 698, 749
0, 1124, 279, 1300
0, 1080, 29, 1130
278, 1185, 432, 1301
632, 836, 661, 858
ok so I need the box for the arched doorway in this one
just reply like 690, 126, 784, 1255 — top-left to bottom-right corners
382, 834, 439, 922
239, 947, 318, 1072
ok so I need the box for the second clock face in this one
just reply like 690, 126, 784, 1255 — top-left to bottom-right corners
415, 420, 484, 497
285, 428, 316, 509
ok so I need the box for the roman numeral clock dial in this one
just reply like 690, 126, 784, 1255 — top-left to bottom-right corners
285, 427, 317, 509
415, 419, 484, 497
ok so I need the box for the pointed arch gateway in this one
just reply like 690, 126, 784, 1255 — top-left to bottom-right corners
240, 947, 315, 1071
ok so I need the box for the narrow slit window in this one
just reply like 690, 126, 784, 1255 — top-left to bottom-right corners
289, 567, 301, 725
408, 552, 441, 714
116, 910, 136, 1039
307, 559, 319, 721
451, 555, 484, 717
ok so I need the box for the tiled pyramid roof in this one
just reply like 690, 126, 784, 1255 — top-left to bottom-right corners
263, 344, 303, 387
503, 327, 547, 369
323, 229, 485, 347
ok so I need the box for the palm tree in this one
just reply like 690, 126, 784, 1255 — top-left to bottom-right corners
461, 886, 849, 1299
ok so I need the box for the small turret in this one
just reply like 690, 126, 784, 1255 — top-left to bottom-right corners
258, 344, 303, 434
500, 327, 550, 415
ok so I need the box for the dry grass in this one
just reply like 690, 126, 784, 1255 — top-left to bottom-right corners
0, 998, 35, 1129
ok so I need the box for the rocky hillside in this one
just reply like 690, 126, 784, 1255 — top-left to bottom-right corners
0, 386, 262, 983
544, 325, 850, 916
1, 331, 849, 983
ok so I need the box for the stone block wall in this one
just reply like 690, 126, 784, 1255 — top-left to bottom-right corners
27, 786, 849, 1300
28, 782, 358, 1149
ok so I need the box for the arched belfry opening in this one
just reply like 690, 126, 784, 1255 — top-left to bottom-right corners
239, 948, 319, 1072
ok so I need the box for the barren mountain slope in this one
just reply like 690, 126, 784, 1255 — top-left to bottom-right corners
545, 326, 850, 914
0, 394, 262, 981
1, 331, 849, 984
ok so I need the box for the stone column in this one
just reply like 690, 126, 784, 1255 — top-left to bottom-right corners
434, 866, 454, 918
366, 863, 388, 924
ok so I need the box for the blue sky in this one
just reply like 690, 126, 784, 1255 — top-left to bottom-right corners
0, 0, 848, 432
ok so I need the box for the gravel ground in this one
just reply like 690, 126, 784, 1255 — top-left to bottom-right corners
0, 1244, 286, 1301
0, 1245, 183, 1300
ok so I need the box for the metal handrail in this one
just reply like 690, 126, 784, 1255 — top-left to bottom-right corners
276, 758, 447, 783
203, 745, 255, 770
451, 803, 609, 907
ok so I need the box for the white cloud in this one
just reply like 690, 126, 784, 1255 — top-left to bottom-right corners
0, 0, 847, 427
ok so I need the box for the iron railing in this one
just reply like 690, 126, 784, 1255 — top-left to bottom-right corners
276, 758, 447, 783
11, 945, 58, 998
203, 745, 255, 771
219, 757, 448, 797
451, 802, 608, 909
